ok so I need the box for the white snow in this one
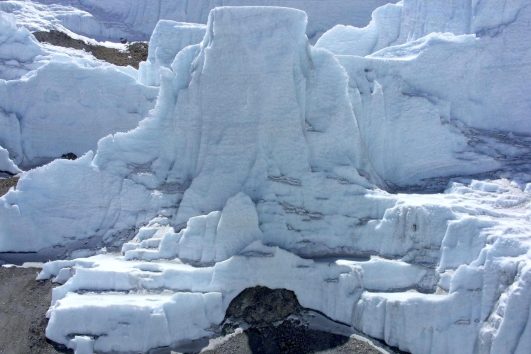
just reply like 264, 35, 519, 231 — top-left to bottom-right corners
0, 2, 529, 354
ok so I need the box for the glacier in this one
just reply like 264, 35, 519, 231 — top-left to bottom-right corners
0, 1, 529, 354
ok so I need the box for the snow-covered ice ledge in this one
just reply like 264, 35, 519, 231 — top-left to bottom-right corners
0, 4, 529, 354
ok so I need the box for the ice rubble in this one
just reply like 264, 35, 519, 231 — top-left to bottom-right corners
2, 0, 393, 42
0, 11, 158, 168
0, 3, 528, 354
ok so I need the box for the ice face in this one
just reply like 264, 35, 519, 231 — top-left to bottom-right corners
317, 0, 531, 188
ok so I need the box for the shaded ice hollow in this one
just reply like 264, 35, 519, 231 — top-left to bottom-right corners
0, 2, 529, 354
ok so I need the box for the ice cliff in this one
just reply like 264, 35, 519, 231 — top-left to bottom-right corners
0, 2, 530, 354
317, 0, 531, 189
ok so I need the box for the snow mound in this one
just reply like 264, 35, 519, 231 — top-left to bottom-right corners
0, 62, 158, 168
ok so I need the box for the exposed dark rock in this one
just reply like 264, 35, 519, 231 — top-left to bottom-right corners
212, 286, 385, 353
33, 30, 148, 69
224, 286, 302, 328
60, 152, 77, 160
0, 176, 18, 196
203, 319, 383, 354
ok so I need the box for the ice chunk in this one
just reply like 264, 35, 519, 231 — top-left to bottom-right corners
0, 145, 21, 175
0, 11, 43, 80
139, 20, 206, 86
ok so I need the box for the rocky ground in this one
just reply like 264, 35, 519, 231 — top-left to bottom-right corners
0, 176, 18, 197
0, 266, 64, 354
201, 323, 384, 354
33, 30, 148, 68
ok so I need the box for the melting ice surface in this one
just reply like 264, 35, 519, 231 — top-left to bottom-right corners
0, 1, 530, 354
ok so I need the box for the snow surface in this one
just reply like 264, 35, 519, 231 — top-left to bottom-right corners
1, 0, 394, 42
0, 2, 529, 354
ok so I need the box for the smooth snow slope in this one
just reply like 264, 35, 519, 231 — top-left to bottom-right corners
0, 4, 529, 354
0, 12, 158, 168
4, 0, 395, 42
316, 0, 531, 189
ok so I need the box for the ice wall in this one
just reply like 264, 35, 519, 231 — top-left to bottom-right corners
317, 0, 531, 189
